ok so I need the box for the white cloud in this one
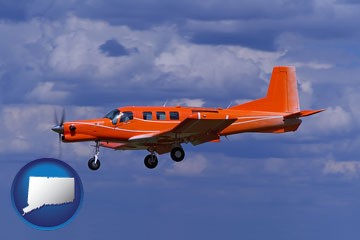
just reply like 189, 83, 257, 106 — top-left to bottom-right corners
26, 82, 69, 103
233, 99, 253, 105
300, 106, 351, 135
0, 15, 292, 107
345, 87, 360, 125
299, 80, 313, 95
165, 154, 207, 176
0, 104, 103, 155
47, 16, 137, 80
167, 98, 205, 107
154, 43, 283, 91
290, 61, 333, 70
0, 15, 357, 179
297, 80, 314, 109
323, 160, 360, 178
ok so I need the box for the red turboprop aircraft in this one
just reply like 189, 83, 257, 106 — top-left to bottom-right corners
52, 66, 324, 170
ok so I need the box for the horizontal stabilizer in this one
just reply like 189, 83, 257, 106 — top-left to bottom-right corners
284, 109, 325, 119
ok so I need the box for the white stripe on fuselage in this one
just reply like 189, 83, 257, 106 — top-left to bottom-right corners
66, 121, 161, 133
232, 116, 283, 125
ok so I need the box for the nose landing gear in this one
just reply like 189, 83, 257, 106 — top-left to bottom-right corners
88, 141, 101, 171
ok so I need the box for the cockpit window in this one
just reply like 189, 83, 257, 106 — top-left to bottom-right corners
104, 109, 120, 125
120, 111, 133, 122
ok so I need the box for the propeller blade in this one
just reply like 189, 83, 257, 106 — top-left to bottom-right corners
54, 110, 59, 126
53, 108, 66, 159
60, 108, 65, 126
58, 134, 63, 159
54, 108, 66, 127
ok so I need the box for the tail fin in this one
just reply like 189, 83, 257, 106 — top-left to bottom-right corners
231, 66, 300, 113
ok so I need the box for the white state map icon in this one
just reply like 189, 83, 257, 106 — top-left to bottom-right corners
23, 176, 75, 216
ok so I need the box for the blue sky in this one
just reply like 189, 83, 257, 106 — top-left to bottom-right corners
1, 0, 360, 239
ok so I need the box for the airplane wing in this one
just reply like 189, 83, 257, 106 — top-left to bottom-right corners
169, 112, 237, 145
100, 112, 237, 153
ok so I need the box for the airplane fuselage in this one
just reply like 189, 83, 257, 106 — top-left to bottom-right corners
62, 106, 301, 144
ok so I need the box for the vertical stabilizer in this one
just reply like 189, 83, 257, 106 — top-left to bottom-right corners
231, 66, 300, 113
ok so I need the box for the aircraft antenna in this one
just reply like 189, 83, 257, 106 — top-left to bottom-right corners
163, 100, 168, 107
226, 101, 233, 109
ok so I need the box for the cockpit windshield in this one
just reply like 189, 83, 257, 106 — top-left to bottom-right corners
104, 109, 120, 125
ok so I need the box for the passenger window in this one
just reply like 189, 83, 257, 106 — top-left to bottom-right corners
156, 112, 166, 120
143, 111, 152, 120
120, 111, 133, 122
170, 111, 179, 120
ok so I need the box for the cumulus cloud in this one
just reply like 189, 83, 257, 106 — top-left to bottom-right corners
0, 104, 104, 155
26, 82, 69, 103
0, 15, 291, 160
154, 42, 284, 100
1, 3, 360, 239
0, 4, 358, 184
299, 106, 351, 136
0, 15, 293, 108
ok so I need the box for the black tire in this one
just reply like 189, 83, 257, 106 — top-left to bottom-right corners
88, 157, 101, 170
171, 147, 185, 162
144, 154, 158, 169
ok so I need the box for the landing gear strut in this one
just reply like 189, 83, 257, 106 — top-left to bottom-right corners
88, 141, 101, 170
144, 153, 158, 169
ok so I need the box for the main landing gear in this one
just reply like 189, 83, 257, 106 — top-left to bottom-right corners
143, 146, 185, 169
170, 147, 185, 162
88, 141, 101, 171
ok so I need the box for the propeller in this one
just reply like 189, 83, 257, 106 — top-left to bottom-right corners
52, 108, 65, 158
52, 109, 65, 135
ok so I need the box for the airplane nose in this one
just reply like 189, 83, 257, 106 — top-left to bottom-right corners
52, 125, 64, 134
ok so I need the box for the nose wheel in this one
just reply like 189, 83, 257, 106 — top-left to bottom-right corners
144, 154, 158, 169
88, 157, 101, 170
88, 141, 101, 171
